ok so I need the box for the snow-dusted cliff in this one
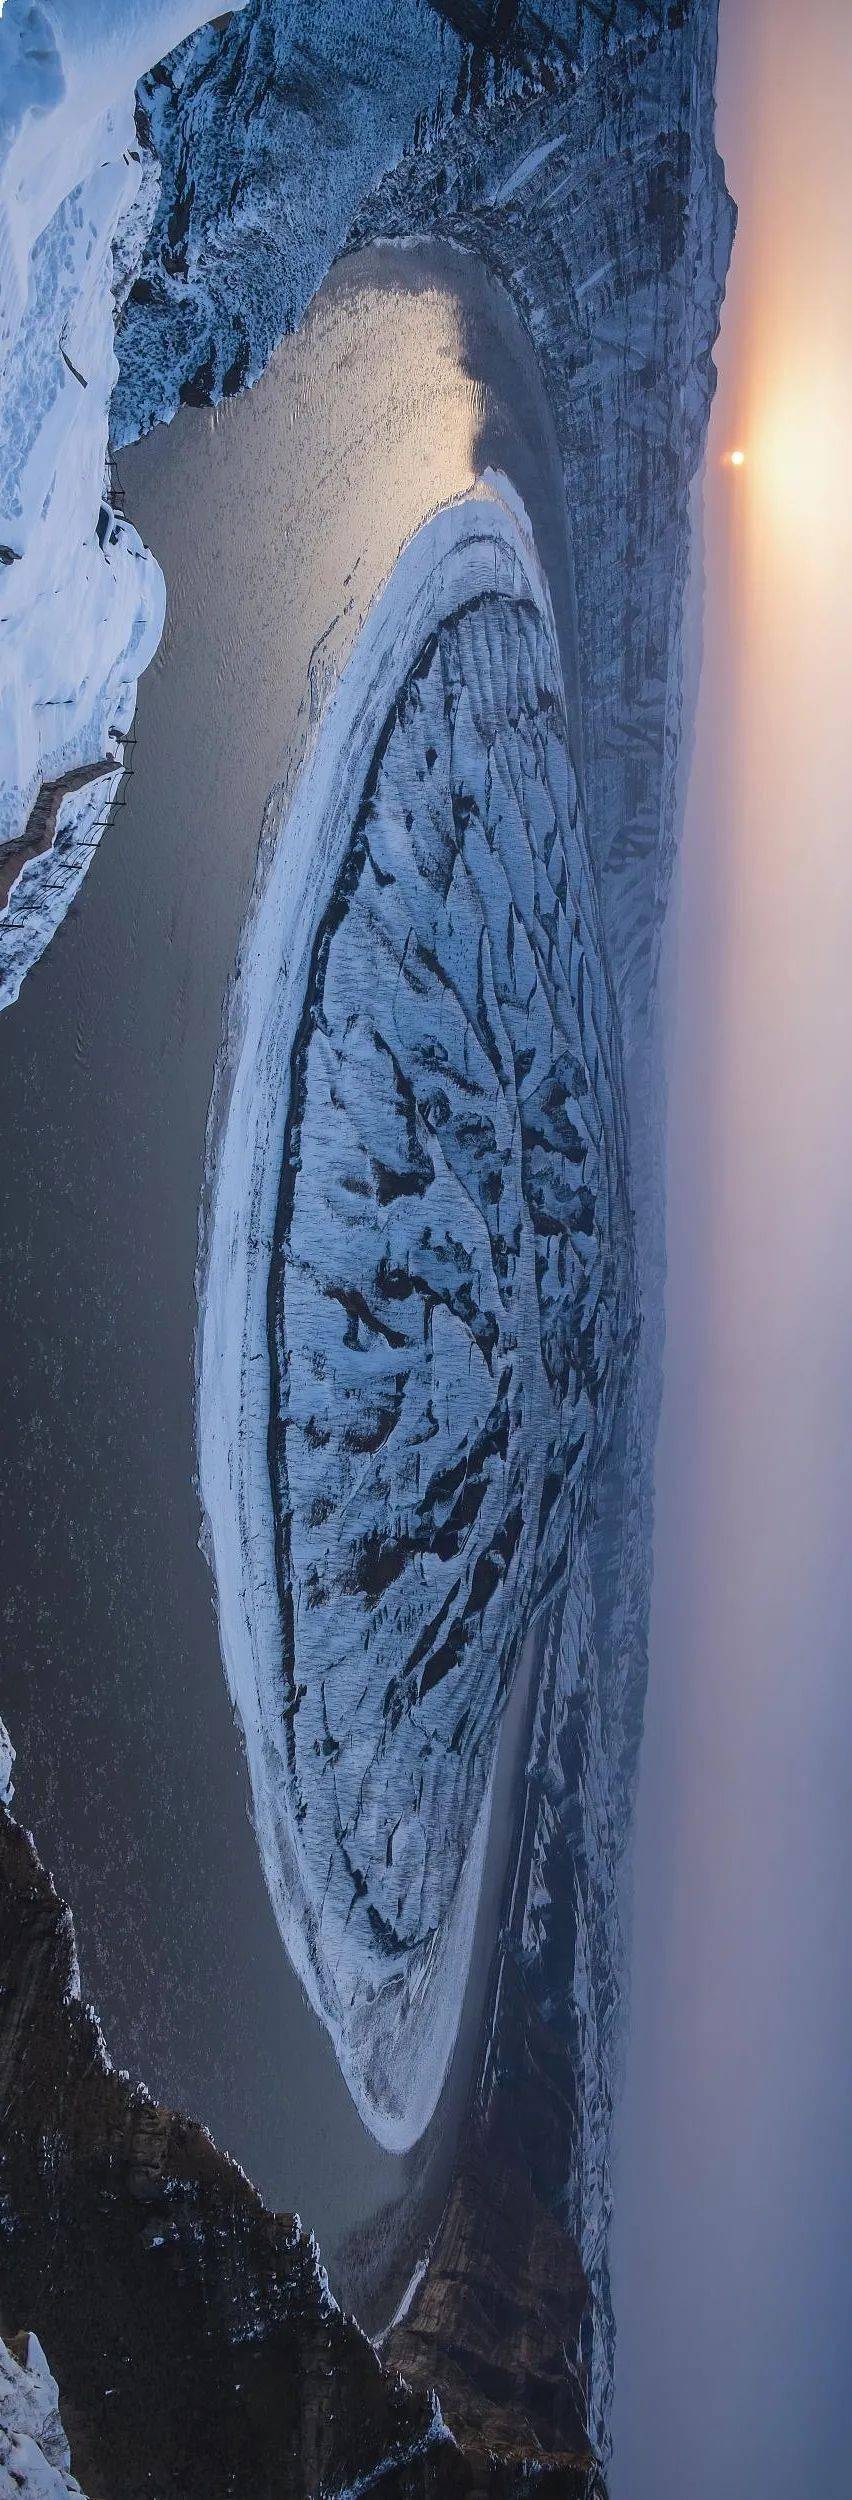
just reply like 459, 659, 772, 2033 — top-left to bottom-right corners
0, 0, 728, 1016
190, 4, 731, 2433
0, 2332, 85, 2500
0, 3, 251, 1008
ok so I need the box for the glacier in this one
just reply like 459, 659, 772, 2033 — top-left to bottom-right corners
0, 2, 498, 1010
197, 478, 634, 2147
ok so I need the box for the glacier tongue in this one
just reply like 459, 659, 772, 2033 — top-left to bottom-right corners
198, 485, 634, 2149
0, 1, 245, 1009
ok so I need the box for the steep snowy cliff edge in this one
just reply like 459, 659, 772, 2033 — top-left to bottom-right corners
0, 2328, 85, 2500
0, 3, 252, 1009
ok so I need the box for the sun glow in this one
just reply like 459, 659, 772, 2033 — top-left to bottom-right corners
726, 447, 746, 467
731, 4, 852, 587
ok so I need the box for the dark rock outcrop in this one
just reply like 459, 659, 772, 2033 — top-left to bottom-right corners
0, 1805, 602, 2498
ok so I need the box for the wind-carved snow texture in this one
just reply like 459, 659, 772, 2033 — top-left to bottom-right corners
264, 588, 631, 2145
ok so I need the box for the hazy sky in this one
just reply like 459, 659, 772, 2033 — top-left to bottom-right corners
610, 2, 852, 2493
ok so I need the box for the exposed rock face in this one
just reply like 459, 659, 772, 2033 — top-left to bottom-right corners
0, 1803, 602, 2500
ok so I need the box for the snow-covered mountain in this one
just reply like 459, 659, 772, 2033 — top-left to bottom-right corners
0, 3, 246, 1007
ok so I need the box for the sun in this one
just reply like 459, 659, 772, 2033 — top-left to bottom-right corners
725, 448, 746, 469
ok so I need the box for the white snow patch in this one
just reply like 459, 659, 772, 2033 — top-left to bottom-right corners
0, 1715, 14, 1805
0, 2328, 85, 2500
372, 2253, 430, 2349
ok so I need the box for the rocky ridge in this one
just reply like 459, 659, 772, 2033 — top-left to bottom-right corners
0, 1796, 603, 2500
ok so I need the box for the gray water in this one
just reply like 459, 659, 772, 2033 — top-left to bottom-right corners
0, 241, 575, 2303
